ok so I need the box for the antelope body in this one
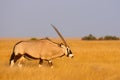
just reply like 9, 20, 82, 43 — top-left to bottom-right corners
9, 25, 74, 67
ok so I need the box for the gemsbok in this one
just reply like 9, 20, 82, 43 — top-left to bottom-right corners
9, 24, 74, 68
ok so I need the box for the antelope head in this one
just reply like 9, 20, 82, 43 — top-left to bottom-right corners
51, 24, 74, 58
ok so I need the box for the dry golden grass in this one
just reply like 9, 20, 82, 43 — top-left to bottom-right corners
0, 38, 120, 80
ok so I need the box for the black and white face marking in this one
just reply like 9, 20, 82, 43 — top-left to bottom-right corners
66, 47, 74, 58
60, 44, 74, 58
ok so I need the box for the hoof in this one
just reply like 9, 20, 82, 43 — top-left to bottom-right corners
10, 60, 14, 67
18, 64, 22, 68
38, 64, 42, 67
51, 66, 53, 69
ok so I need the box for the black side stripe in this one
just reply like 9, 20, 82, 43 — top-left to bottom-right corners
24, 53, 40, 60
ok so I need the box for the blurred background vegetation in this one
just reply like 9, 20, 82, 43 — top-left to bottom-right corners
30, 34, 120, 41
82, 34, 120, 40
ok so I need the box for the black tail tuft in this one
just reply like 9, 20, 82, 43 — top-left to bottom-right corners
9, 52, 15, 65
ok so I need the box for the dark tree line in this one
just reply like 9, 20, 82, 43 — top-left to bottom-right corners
30, 34, 119, 40
82, 34, 120, 40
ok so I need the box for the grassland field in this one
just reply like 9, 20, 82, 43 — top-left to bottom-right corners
0, 38, 120, 80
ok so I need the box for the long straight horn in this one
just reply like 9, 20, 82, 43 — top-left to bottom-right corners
51, 24, 68, 46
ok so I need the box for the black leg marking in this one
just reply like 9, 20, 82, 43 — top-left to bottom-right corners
38, 58, 43, 67
39, 58, 43, 65
14, 54, 22, 63
9, 52, 15, 65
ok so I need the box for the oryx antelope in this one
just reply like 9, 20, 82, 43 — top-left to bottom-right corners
9, 24, 74, 68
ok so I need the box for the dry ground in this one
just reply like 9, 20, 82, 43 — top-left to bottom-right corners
0, 38, 120, 80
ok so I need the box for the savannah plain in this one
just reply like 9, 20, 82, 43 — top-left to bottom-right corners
0, 38, 120, 80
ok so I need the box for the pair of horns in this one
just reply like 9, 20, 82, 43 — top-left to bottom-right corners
51, 24, 68, 46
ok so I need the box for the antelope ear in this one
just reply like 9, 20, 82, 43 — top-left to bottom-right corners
58, 43, 63, 47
